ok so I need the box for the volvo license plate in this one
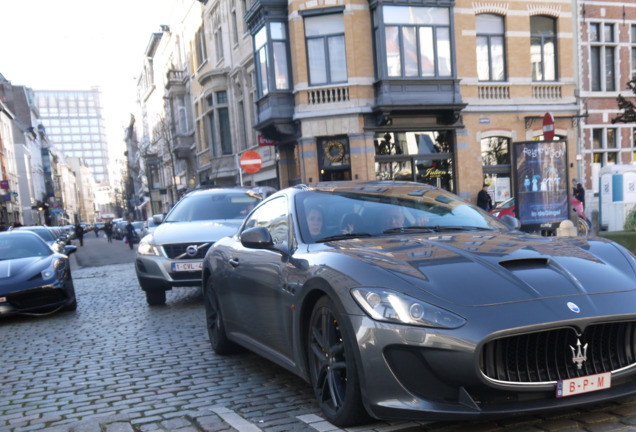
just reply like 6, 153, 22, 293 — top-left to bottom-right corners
172, 261, 203, 272
556, 372, 611, 398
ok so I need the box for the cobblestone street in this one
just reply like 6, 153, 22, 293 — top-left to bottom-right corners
3, 237, 636, 431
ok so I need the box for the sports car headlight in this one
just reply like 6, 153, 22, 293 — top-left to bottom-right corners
42, 258, 64, 280
137, 238, 161, 256
351, 288, 466, 329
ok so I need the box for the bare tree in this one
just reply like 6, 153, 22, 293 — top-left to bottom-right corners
151, 115, 178, 207
612, 78, 636, 124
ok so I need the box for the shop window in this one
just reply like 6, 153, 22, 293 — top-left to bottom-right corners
481, 136, 511, 204
374, 131, 454, 191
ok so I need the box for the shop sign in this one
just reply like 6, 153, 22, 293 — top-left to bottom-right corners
257, 134, 276, 146
0, 180, 8, 189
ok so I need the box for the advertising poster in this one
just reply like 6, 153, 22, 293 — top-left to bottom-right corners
494, 177, 511, 202
512, 141, 568, 228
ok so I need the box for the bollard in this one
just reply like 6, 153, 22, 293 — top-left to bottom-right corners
557, 219, 577, 237
592, 209, 599, 236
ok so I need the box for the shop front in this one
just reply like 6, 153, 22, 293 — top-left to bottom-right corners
373, 130, 455, 192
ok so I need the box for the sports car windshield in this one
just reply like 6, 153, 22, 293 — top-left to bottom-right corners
164, 192, 261, 222
295, 186, 507, 243
0, 233, 53, 260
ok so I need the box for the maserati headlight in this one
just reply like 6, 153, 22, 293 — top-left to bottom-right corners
137, 238, 161, 256
351, 288, 466, 329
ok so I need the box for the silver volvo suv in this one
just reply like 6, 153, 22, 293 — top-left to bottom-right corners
135, 187, 267, 305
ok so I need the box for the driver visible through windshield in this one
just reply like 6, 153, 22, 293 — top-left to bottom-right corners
296, 187, 505, 243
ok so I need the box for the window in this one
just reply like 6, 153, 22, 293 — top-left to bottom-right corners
304, 14, 347, 85
253, 22, 290, 97
215, 28, 224, 62
216, 91, 232, 155
631, 25, 636, 79
255, 27, 269, 96
590, 23, 615, 91
206, 112, 217, 156
195, 26, 207, 68
176, 95, 189, 134
381, 5, 452, 78
592, 128, 618, 167
238, 101, 248, 151
232, 10, 239, 45
481, 136, 511, 204
271, 23, 290, 90
530, 16, 557, 81
476, 14, 505, 81
243, 197, 289, 245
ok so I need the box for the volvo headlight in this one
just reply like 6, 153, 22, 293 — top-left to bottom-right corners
351, 288, 466, 329
137, 238, 161, 256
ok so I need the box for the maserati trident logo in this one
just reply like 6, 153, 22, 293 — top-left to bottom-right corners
186, 245, 199, 257
567, 302, 580, 313
570, 339, 588, 370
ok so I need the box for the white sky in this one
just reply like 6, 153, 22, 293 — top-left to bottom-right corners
0, 0, 173, 174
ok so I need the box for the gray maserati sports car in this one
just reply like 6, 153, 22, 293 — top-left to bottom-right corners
202, 181, 636, 427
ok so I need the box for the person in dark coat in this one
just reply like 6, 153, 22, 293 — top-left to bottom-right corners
477, 184, 492, 211
104, 221, 113, 243
125, 220, 136, 250
74, 222, 84, 247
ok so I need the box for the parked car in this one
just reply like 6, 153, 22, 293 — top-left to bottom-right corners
203, 180, 636, 427
0, 230, 77, 317
135, 187, 264, 305
490, 195, 590, 234
113, 220, 128, 240
12, 226, 69, 253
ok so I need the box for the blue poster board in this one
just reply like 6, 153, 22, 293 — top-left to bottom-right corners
512, 141, 569, 230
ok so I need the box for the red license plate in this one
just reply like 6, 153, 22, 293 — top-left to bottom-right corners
556, 372, 611, 398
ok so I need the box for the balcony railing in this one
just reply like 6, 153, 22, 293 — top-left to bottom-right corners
305, 86, 350, 106
478, 85, 510, 100
533, 85, 562, 100
166, 69, 187, 87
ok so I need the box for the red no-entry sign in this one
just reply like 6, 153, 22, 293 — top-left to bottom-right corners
542, 112, 555, 141
239, 150, 262, 174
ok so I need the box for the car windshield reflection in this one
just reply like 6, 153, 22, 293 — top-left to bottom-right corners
295, 187, 505, 243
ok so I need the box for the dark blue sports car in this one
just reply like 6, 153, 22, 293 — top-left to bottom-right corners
203, 180, 636, 427
0, 230, 77, 317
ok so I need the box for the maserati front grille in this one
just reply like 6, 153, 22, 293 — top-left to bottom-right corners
480, 321, 636, 383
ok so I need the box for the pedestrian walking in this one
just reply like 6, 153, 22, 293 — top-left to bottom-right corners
125, 220, 136, 250
94, 225, 99, 237
74, 222, 84, 247
104, 221, 113, 243
477, 183, 492, 211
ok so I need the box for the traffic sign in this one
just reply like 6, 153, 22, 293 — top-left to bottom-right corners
542, 112, 555, 141
239, 150, 262, 174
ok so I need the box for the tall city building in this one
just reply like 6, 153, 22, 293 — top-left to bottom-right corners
34, 87, 110, 184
